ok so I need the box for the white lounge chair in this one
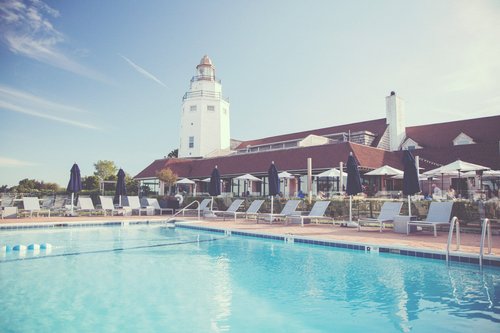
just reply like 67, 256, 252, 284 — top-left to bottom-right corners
77, 197, 101, 216
1, 194, 17, 219
357, 202, 403, 232
210, 199, 245, 221
181, 198, 212, 216
126, 196, 150, 216
146, 198, 174, 215
237, 200, 265, 220
407, 201, 454, 237
286, 200, 332, 227
100, 196, 131, 216
257, 200, 301, 223
21, 197, 50, 218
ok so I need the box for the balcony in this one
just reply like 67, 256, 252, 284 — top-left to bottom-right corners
182, 90, 229, 102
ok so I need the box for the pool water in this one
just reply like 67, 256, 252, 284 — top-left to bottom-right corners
1, 225, 499, 332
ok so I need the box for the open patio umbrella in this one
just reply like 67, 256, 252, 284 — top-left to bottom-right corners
403, 150, 420, 216
235, 173, 262, 181
424, 160, 489, 197
278, 171, 294, 179
365, 165, 403, 176
346, 153, 362, 227
208, 166, 221, 210
316, 168, 341, 178
115, 168, 127, 207
365, 165, 403, 192
235, 173, 261, 196
268, 162, 280, 223
66, 163, 82, 216
278, 171, 294, 198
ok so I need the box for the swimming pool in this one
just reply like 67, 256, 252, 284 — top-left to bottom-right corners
1, 225, 499, 332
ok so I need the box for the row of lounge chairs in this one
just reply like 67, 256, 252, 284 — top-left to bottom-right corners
191, 198, 455, 237
2, 194, 455, 237
0, 195, 174, 218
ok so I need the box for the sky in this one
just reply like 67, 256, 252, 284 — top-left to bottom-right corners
0, 0, 499, 187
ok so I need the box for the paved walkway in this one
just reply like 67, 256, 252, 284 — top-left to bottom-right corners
1, 215, 498, 257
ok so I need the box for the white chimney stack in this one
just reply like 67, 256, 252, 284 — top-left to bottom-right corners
386, 91, 406, 151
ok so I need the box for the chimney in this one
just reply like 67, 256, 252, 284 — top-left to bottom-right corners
386, 91, 406, 151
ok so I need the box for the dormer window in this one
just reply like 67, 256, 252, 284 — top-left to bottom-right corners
453, 132, 475, 146
401, 138, 422, 150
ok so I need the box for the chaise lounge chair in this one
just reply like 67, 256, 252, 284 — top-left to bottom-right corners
77, 197, 101, 216
180, 198, 213, 216
237, 199, 265, 220
21, 197, 51, 218
210, 199, 245, 221
145, 198, 174, 215
357, 201, 403, 232
100, 196, 131, 216
257, 199, 301, 224
126, 196, 149, 216
1, 194, 18, 219
407, 201, 454, 237
285, 200, 333, 227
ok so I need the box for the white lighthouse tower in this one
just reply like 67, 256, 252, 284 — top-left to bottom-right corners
178, 55, 230, 158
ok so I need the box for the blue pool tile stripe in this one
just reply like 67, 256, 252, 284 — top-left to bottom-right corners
176, 224, 499, 268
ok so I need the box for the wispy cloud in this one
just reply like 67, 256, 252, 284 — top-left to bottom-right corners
0, 85, 100, 130
0, 85, 87, 114
0, 0, 109, 82
0, 156, 37, 167
120, 54, 168, 88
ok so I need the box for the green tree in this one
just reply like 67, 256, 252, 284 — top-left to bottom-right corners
156, 168, 178, 195
125, 174, 139, 195
10, 178, 61, 193
167, 149, 178, 158
82, 175, 100, 191
94, 160, 118, 180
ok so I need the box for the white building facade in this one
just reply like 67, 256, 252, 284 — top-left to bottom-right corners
178, 55, 230, 158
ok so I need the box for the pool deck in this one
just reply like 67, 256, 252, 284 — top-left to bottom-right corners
1, 214, 498, 259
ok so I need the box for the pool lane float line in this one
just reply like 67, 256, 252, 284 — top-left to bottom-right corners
1, 243, 52, 252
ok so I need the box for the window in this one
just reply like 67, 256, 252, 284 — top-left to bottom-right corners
207, 105, 215, 112
223, 108, 228, 115
453, 133, 475, 146
189, 136, 194, 148
190, 105, 197, 112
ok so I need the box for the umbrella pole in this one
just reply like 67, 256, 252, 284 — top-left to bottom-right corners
408, 195, 411, 217
349, 195, 352, 223
71, 192, 74, 215
270, 196, 274, 224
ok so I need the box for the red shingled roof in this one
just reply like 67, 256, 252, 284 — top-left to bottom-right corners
234, 118, 388, 149
406, 115, 500, 148
135, 142, 406, 179
135, 115, 500, 180
415, 142, 500, 172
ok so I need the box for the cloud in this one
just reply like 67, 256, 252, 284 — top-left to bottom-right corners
0, 156, 37, 167
0, 0, 109, 82
120, 54, 168, 88
0, 85, 87, 114
0, 86, 100, 130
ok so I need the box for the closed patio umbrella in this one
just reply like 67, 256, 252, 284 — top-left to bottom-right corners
346, 153, 362, 227
115, 168, 127, 207
403, 150, 420, 216
66, 163, 82, 216
208, 166, 221, 210
268, 162, 280, 223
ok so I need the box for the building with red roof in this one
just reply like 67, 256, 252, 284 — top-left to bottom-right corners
135, 57, 500, 197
